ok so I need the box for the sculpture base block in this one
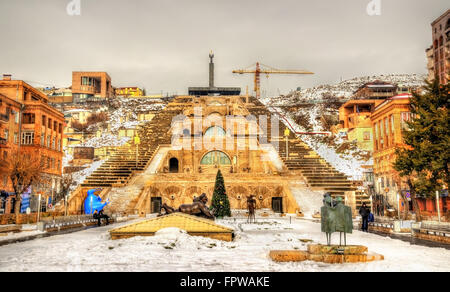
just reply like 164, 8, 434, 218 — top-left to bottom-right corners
307, 244, 368, 255
270, 244, 384, 264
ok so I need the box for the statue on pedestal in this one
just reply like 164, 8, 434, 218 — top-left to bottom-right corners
321, 193, 353, 246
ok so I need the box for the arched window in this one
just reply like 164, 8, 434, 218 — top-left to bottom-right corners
204, 126, 226, 137
200, 151, 231, 165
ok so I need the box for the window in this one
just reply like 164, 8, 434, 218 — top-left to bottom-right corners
40, 133, 44, 146
48, 118, 52, 129
200, 151, 231, 165
40, 156, 46, 168
363, 131, 371, 141
21, 132, 34, 145
4, 130, 8, 142
14, 132, 18, 144
384, 118, 388, 136
52, 137, 55, 149
401, 112, 415, 130
42, 115, 46, 126
204, 126, 226, 137
47, 135, 50, 148
391, 115, 395, 133
57, 139, 61, 151
22, 113, 35, 124
15, 113, 19, 124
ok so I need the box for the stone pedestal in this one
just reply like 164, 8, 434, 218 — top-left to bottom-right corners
270, 244, 384, 264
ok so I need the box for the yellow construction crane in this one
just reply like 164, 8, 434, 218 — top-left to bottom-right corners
232, 62, 314, 99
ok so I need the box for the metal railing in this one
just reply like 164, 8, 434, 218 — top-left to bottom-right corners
40, 214, 98, 229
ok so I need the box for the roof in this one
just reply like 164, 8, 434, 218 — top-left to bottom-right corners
373, 93, 412, 111
431, 9, 450, 26
64, 109, 92, 114
354, 80, 396, 93
109, 213, 233, 235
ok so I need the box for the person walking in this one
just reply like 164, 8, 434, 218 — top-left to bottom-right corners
359, 203, 370, 232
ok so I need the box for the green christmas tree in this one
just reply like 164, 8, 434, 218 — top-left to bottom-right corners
211, 169, 231, 218
393, 78, 449, 221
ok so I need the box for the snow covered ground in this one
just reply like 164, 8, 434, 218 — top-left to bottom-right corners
0, 230, 45, 241
0, 218, 448, 272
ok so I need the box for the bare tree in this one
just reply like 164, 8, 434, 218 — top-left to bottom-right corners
57, 173, 74, 215
0, 150, 46, 215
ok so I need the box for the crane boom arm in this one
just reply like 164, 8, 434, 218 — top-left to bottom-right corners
232, 70, 314, 75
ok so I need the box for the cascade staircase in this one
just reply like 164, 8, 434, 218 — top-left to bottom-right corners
247, 99, 357, 201
81, 108, 182, 188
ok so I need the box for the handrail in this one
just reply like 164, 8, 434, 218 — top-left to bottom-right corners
266, 106, 331, 136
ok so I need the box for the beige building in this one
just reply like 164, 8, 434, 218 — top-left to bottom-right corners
338, 99, 384, 151
426, 9, 450, 84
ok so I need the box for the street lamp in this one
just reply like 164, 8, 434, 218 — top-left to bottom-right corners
134, 134, 140, 169
436, 190, 441, 223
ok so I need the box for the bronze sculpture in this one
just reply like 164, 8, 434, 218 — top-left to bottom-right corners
321, 193, 353, 246
160, 193, 215, 219
246, 195, 256, 223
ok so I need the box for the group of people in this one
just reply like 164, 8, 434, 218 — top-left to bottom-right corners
359, 202, 374, 232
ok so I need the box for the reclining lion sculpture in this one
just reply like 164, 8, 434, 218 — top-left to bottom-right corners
160, 193, 215, 219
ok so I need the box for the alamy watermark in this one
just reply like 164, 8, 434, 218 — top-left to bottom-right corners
366, 0, 381, 16
67, 0, 81, 16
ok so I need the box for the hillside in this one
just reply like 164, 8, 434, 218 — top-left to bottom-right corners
260, 73, 426, 180
262, 73, 426, 106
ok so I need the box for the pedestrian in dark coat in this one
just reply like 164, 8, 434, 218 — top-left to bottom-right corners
99, 210, 110, 225
93, 210, 101, 226
359, 203, 370, 232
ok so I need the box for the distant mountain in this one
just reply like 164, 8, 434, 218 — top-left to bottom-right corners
262, 73, 427, 106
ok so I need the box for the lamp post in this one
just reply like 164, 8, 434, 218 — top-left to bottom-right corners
37, 193, 41, 223
284, 128, 290, 160
134, 135, 140, 169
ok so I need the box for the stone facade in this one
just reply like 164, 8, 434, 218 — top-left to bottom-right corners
0, 74, 65, 214
371, 93, 413, 206
427, 9, 450, 85
72, 72, 114, 103
139, 95, 300, 214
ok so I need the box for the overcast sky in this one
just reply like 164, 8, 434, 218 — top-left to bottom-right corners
0, 0, 448, 96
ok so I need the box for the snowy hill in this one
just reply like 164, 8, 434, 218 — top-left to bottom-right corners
262, 73, 426, 106
258, 74, 424, 180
